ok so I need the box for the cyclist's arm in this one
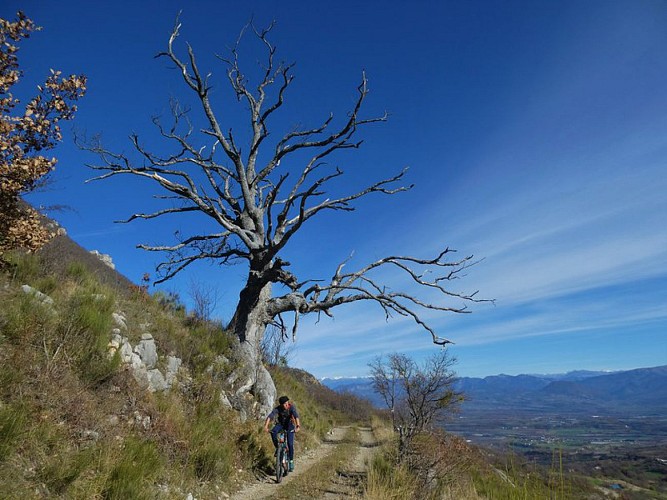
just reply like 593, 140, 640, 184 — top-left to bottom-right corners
291, 406, 301, 431
264, 409, 277, 432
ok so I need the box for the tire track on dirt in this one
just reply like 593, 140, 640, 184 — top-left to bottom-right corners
321, 426, 379, 499
230, 427, 347, 500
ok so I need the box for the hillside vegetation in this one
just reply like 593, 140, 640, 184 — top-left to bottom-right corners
0, 242, 376, 498
0, 238, 607, 499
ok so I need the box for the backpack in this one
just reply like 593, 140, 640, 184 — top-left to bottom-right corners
277, 403, 293, 428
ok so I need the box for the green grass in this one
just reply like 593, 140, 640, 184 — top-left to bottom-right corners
0, 403, 28, 462
0, 249, 602, 499
5, 251, 42, 283
38, 444, 100, 495
102, 437, 163, 499
470, 450, 575, 500
59, 290, 120, 384
0, 254, 233, 496
188, 391, 235, 481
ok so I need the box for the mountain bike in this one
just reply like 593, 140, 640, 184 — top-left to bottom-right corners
275, 429, 290, 483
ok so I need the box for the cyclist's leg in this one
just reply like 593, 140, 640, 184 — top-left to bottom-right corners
270, 424, 283, 450
286, 428, 295, 461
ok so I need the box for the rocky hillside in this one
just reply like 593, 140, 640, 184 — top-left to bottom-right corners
0, 221, 606, 499
33, 218, 136, 294
0, 237, 373, 498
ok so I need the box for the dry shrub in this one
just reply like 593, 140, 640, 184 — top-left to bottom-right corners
0, 12, 86, 266
365, 448, 418, 499
407, 430, 475, 486
367, 429, 479, 500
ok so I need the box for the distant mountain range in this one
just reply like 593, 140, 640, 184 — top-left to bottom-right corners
322, 365, 667, 416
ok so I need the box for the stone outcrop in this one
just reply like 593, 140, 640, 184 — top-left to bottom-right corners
21, 284, 55, 306
19, 283, 208, 402
90, 250, 115, 270
107, 311, 183, 393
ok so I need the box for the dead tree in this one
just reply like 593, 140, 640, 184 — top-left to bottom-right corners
369, 351, 463, 461
83, 19, 483, 418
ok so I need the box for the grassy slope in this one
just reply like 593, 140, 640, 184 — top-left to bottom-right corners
0, 240, 609, 499
0, 246, 377, 499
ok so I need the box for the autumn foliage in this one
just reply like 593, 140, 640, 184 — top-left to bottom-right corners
0, 12, 86, 265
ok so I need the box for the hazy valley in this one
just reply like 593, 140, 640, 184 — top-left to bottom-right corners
324, 366, 667, 495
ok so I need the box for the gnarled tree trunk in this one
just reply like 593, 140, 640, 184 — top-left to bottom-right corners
225, 277, 276, 420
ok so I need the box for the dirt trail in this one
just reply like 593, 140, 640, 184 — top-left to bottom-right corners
230, 426, 379, 500
321, 426, 378, 498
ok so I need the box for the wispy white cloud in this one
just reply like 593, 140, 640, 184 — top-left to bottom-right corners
294, 130, 667, 376
420, 127, 667, 305
448, 300, 667, 347
70, 225, 136, 239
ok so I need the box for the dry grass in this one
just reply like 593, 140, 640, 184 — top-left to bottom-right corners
1, 248, 589, 499
369, 414, 394, 444
0, 250, 364, 498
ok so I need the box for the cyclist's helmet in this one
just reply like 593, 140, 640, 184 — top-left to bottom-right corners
279, 395, 289, 405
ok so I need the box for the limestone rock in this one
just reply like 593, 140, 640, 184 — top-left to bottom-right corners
90, 250, 115, 269
134, 333, 158, 369
20, 284, 54, 306
109, 330, 183, 393
111, 312, 127, 331
166, 356, 182, 385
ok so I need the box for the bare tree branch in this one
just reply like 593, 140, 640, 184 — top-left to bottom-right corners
80, 17, 486, 350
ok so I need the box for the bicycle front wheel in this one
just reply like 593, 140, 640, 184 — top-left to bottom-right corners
275, 447, 284, 483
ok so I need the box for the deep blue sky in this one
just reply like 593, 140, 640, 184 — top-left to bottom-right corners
7, 1, 666, 378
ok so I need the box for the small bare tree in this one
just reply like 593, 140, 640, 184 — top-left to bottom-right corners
260, 323, 294, 367
369, 351, 462, 460
188, 277, 219, 323
83, 18, 483, 417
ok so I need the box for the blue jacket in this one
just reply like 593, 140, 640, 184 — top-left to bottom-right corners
267, 403, 300, 430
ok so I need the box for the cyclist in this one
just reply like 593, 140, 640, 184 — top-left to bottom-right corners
264, 395, 301, 471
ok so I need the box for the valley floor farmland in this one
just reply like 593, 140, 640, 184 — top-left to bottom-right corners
448, 409, 667, 497
448, 409, 667, 450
